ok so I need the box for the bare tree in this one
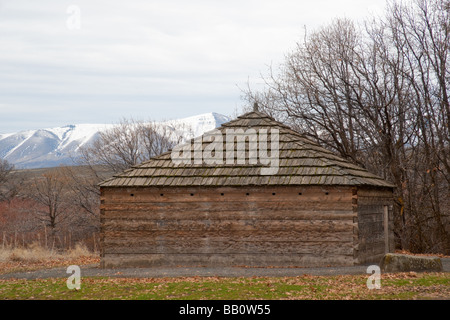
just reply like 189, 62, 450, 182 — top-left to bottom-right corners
25, 168, 72, 245
0, 159, 18, 202
61, 166, 101, 221
243, 0, 449, 254
68, 118, 190, 245
385, 0, 450, 253
79, 118, 188, 173
0, 159, 13, 184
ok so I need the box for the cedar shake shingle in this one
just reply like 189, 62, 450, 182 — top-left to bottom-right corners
99, 111, 395, 188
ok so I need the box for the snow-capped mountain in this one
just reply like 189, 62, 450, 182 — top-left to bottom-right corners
0, 112, 231, 169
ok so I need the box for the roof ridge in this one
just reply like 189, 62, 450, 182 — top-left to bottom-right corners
220, 111, 277, 126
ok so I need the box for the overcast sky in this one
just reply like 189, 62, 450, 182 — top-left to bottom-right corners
0, 0, 386, 134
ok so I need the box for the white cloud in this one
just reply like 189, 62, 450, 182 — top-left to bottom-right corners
0, 0, 386, 133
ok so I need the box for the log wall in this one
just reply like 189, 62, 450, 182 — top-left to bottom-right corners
355, 187, 394, 264
100, 186, 357, 268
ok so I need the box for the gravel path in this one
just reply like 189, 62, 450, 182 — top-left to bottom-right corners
0, 265, 370, 280
1, 258, 449, 280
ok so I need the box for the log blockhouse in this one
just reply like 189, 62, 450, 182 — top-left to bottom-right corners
99, 111, 395, 268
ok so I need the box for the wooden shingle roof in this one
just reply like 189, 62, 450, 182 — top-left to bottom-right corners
99, 111, 394, 188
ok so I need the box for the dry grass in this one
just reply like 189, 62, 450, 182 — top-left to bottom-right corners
0, 242, 99, 274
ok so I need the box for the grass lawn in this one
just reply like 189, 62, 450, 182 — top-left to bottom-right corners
0, 272, 449, 300
1, 247, 449, 300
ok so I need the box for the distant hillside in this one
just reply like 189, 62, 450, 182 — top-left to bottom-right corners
0, 112, 230, 169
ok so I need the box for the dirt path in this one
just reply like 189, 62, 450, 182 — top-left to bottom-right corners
1, 258, 449, 280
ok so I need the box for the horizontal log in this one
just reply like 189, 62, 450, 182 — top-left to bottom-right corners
102, 186, 352, 203
103, 212, 356, 221
101, 200, 353, 213
358, 214, 384, 223
359, 222, 384, 235
357, 252, 386, 264
102, 186, 353, 198
359, 234, 385, 244
102, 209, 355, 221
356, 187, 393, 198
357, 197, 392, 206
102, 219, 354, 233
102, 219, 354, 236
103, 239, 353, 255
103, 194, 352, 204
358, 240, 385, 252
363, 239, 386, 248
102, 228, 354, 243
101, 253, 355, 268
358, 204, 384, 215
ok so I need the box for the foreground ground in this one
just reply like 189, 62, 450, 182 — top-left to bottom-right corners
0, 272, 449, 300
0, 250, 449, 300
